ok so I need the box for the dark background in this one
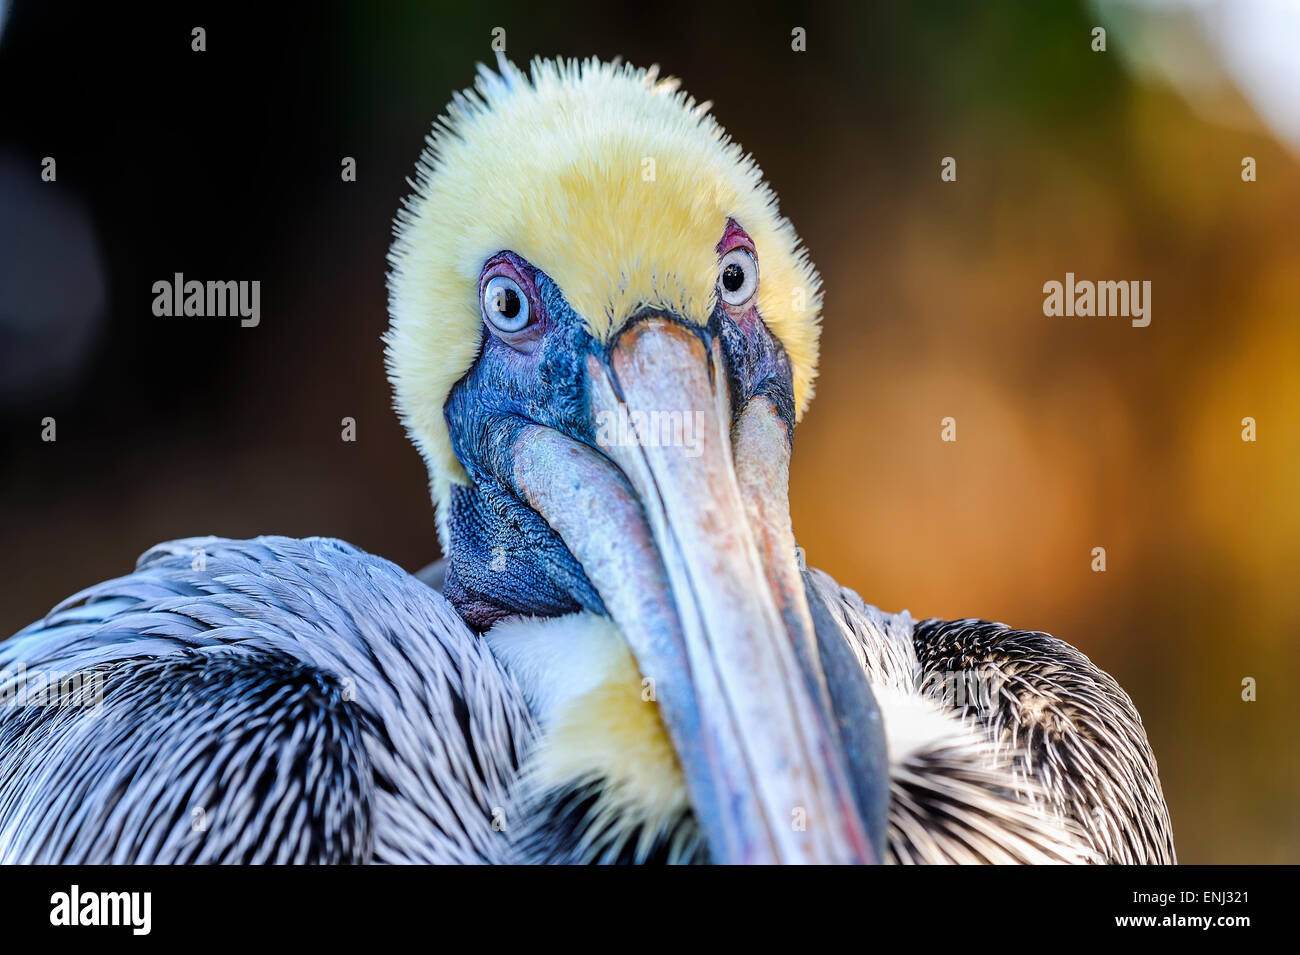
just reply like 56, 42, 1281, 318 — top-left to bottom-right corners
1, 1, 1296, 862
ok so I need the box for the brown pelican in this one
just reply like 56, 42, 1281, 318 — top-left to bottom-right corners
0, 56, 1174, 865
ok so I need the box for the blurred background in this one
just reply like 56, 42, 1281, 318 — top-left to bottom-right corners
1, 1, 1296, 862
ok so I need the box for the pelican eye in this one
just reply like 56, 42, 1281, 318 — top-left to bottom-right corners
483, 275, 531, 332
718, 247, 758, 306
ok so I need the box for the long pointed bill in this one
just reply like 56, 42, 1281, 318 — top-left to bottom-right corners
512, 317, 880, 864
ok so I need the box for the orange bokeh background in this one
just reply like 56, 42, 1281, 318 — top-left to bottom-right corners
2, 2, 1295, 862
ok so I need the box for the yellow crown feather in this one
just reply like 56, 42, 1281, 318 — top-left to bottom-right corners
385, 56, 823, 544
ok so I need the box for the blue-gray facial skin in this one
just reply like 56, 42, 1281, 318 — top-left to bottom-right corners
441, 256, 796, 632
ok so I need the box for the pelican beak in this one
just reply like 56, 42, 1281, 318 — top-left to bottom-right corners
512, 316, 882, 864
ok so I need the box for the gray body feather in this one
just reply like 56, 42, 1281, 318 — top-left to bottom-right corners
0, 537, 534, 864
803, 566, 1175, 864
1, 540, 1172, 864
911, 617, 1176, 864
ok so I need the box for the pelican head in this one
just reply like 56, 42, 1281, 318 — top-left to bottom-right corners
386, 56, 885, 863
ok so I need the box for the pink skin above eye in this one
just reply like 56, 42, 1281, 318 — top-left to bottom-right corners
718, 218, 756, 258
